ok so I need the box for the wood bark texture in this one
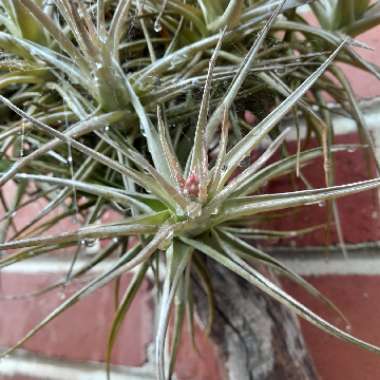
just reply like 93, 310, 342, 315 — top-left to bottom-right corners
193, 262, 319, 380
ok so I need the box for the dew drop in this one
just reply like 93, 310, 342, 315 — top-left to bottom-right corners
186, 202, 202, 219
85, 239, 100, 255
154, 19, 162, 32
98, 34, 107, 44
59, 292, 66, 300
239, 157, 251, 168
210, 206, 220, 216
85, 239, 95, 247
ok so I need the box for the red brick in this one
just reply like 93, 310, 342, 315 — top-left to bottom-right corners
264, 133, 380, 246
175, 321, 225, 380
340, 26, 380, 99
302, 12, 380, 98
0, 273, 152, 366
282, 275, 380, 380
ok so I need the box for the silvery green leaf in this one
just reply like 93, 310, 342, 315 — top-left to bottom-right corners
220, 39, 348, 185
181, 237, 380, 355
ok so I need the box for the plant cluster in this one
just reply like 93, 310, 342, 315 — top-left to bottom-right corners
0, 1, 380, 379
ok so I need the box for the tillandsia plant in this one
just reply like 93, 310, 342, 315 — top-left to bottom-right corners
1, 1, 380, 379
1, 5, 380, 378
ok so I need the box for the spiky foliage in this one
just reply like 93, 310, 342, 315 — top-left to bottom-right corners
1, 1, 380, 379
0, 0, 379, 146
310, 0, 380, 36
1, 0, 379, 231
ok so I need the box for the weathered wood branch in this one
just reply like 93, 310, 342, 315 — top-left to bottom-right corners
194, 262, 319, 380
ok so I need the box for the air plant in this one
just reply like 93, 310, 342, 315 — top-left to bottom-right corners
1, 1, 380, 379
1, 9, 380, 378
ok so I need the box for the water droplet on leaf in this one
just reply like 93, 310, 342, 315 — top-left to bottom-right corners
186, 202, 202, 219
154, 19, 162, 32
